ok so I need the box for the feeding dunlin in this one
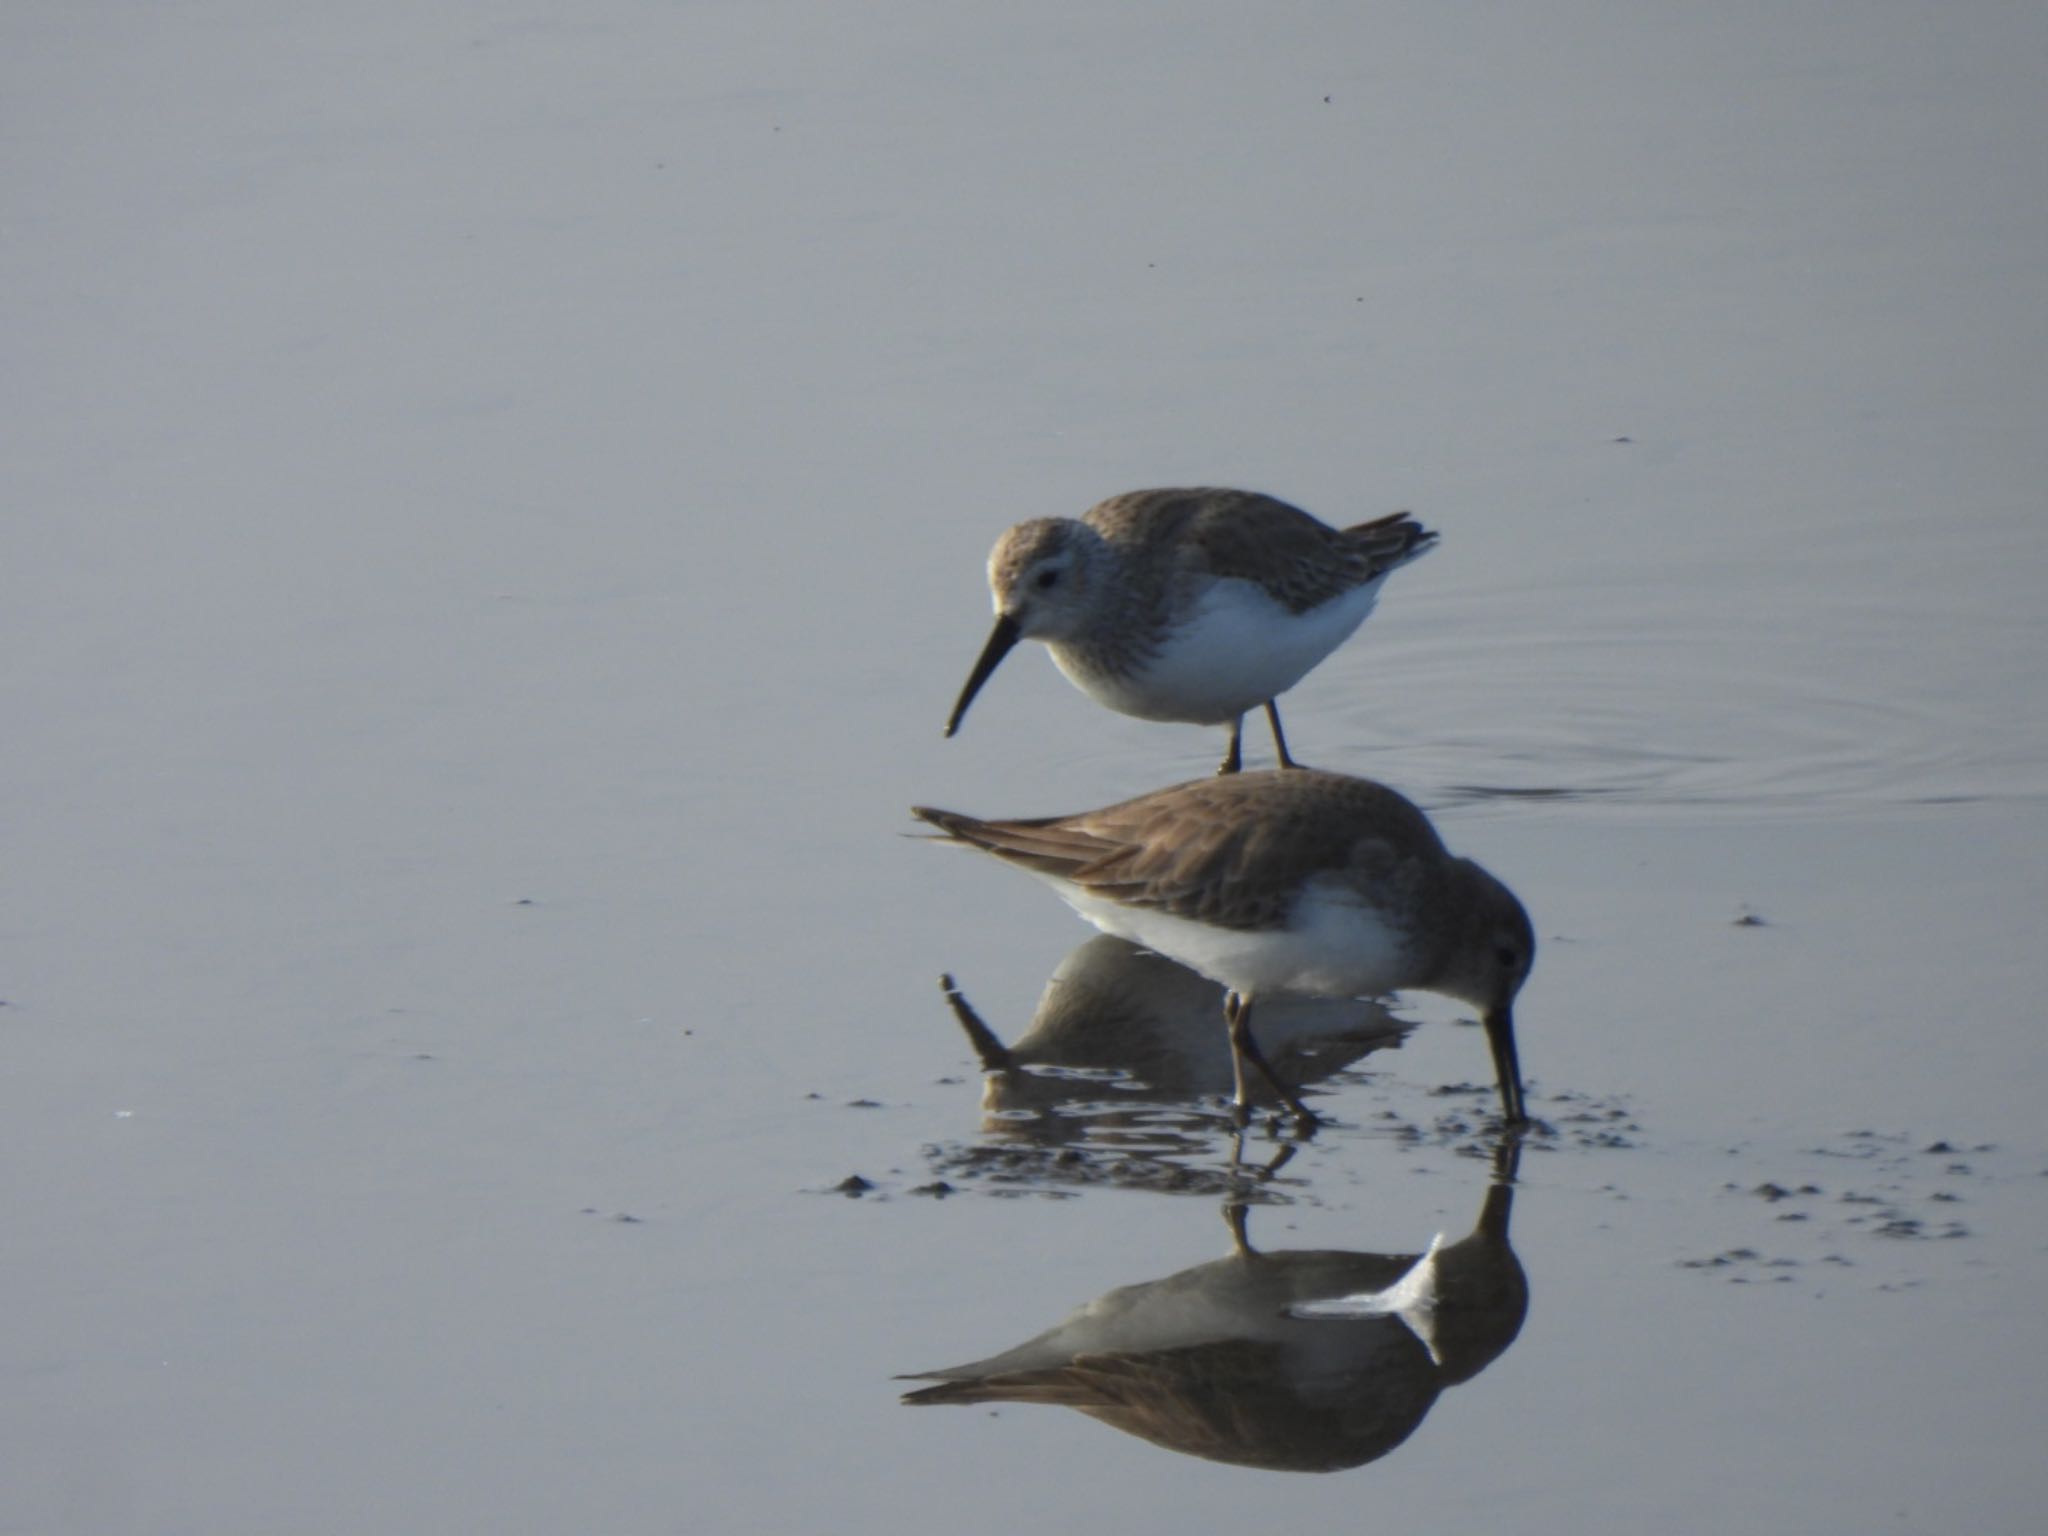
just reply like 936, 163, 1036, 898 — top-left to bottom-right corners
943, 488, 1436, 773
911, 768, 1534, 1126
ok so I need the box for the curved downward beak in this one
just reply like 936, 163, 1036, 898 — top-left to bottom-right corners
1483, 1005, 1527, 1127
943, 614, 1021, 738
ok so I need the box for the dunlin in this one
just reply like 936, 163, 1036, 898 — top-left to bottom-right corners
943, 488, 1436, 773
911, 768, 1534, 1126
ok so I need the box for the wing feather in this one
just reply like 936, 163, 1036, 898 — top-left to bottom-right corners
914, 771, 1446, 933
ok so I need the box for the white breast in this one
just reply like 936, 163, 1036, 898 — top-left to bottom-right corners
1047, 874, 1412, 1000
1055, 576, 1387, 724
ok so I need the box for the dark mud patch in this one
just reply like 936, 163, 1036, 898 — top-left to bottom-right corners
1365, 1087, 1641, 1157
919, 1137, 1311, 1202
900, 1087, 1644, 1201
1678, 1128, 2031, 1281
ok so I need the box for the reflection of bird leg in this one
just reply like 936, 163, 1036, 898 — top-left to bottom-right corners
938, 974, 1012, 1071
1224, 992, 1320, 1127
1224, 1134, 1298, 1184
1222, 1199, 1256, 1258
1219, 1138, 1296, 1255
1250, 1141, 1299, 1182
1224, 993, 1253, 1127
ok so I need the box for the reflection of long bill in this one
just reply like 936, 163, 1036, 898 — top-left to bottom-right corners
943, 614, 1021, 737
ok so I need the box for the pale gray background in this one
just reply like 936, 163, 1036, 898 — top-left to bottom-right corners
6, 3, 2046, 1532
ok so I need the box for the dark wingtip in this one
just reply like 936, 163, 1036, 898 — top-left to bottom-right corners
1400, 519, 1441, 561
910, 806, 974, 842
1344, 510, 1439, 574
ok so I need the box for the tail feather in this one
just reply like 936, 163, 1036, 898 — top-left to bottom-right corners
910, 806, 1114, 880
1341, 511, 1437, 576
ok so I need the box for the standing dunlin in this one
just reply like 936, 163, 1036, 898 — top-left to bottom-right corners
943, 488, 1436, 773
911, 768, 1534, 1126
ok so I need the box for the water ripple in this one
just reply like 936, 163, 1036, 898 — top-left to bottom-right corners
1300, 579, 2048, 822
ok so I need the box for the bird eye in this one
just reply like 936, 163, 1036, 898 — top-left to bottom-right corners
1034, 570, 1060, 590
1495, 946, 1520, 969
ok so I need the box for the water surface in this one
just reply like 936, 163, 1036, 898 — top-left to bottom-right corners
5, 3, 2046, 1532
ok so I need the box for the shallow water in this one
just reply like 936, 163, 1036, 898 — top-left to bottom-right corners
6, 3, 2047, 1533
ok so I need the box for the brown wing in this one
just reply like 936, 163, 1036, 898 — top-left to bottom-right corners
1081, 487, 1433, 614
913, 770, 1447, 932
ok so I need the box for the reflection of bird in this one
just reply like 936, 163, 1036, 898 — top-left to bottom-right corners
942, 935, 1410, 1119
943, 488, 1436, 774
900, 1141, 1527, 1472
913, 768, 1535, 1127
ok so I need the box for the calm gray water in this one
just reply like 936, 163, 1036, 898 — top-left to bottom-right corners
5, 3, 2046, 1532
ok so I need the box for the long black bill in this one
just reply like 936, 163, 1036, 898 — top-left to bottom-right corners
943, 614, 1021, 738
1483, 1005, 1528, 1127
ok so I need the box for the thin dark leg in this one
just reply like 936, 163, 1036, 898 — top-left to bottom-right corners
1218, 716, 1244, 775
1264, 700, 1300, 769
1225, 993, 1319, 1126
